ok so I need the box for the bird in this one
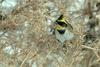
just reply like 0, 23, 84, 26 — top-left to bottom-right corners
53, 15, 74, 47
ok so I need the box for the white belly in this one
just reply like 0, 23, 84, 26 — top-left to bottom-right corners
55, 29, 74, 43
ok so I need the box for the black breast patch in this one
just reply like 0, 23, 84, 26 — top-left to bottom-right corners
57, 29, 65, 34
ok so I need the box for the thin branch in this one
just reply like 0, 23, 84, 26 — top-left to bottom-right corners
93, 50, 100, 62
0, 31, 7, 38
81, 45, 100, 51
19, 50, 31, 67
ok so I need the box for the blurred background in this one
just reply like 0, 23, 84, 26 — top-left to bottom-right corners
0, 0, 100, 67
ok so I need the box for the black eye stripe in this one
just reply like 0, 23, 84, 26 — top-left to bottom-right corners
56, 21, 67, 27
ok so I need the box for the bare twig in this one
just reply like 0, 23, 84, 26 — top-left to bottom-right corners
0, 31, 7, 37
93, 50, 100, 62
19, 50, 31, 67
81, 45, 100, 51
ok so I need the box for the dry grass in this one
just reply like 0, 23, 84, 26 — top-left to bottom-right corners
0, 0, 100, 67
